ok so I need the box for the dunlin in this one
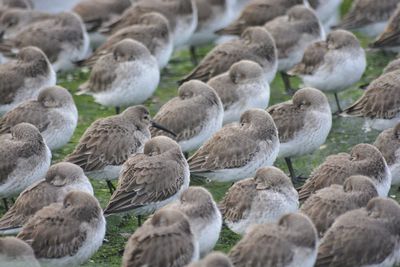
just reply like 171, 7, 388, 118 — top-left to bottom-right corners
371, 4, 400, 52
0, 123, 51, 205
0, 86, 78, 150
308, 0, 342, 32
121, 209, 199, 267
0, 162, 93, 235
341, 69, 400, 131
65, 106, 174, 193
374, 123, 400, 184
228, 213, 318, 267
215, 0, 307, 36
78, 39, 159, 113
187, 252, 233, 267
0, 12, 89, 71
298, 144, 391, 201
0, 237, 40, 267
316, 197, 400, 267
207, 60, 269, 124
267, 88, 332, 182
300, 175, 378, 236
17, 191, 106, 267
383, 57, 400, 74
289, 29, 366, 112
82, 12, 172, 69
151, 80, 223, 153
188, 109, 279, 182
219, 166, 299, 235
0, 46, 55, 115
166, 186, 222, 256
104, 136, 189, 219
333, 0, 398, 37
264, 5, 324, 94
101, 0, 198, 48
179, 26, 278, 85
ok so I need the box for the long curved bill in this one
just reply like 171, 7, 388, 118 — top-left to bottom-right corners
151, 121, 177, 137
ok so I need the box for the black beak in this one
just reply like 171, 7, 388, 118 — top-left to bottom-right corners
151, 121, 177, 137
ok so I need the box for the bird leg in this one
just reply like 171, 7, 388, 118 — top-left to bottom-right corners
189, 46, 198, 66
2, 198, 9, 211
137, 215, 142, 226
115, 106, 121, 114
280, 72, 295, 95
284, 157, 306, 185
106, 180, 116, 195
333, 93, 342, 114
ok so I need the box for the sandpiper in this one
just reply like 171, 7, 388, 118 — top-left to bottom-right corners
65, 105, 175, 193
333, 0, 398, 37
371, 4, 400, 52
207, 60, 270, 124
151, 80, 223, 153
298, 144, 391, 201
17, 191, 106, 267
100, 0, 198, 48
81, 12, 172, 69
78, 39, 160, 113
0, 12, 89, 71
341, 69, 400, 131
72, 0, 132, 46
166, 186, 222, 256
188, 109, 279, 182
219, 166, 299, 235
316, 197, 400, 267
374, 123, 400, 185
104, 136, 189, 220
179, 26, 278, 85
308, 0, 342, 32
0, 237, 40, 267
264, 5, 324, 94
0, 123, 51, 208
300, 175, 378, 236
0, 46, 55, 115
228, 213, 318, 267
121, 209, 199, 267
0, 162, 93, 235
215, 0, 307, 36
383, 57, 400, 74
267, 87, 332, 182
188, 252, 233, 267
289, 29, 366, 113
0, 86, 78, 150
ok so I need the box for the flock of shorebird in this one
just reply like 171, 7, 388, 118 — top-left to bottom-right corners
2, 0, 400, 266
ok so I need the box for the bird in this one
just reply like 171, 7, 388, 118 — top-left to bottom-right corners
72, 0, 132, 46
65, 105, 175, 194
215, 0, 307, 36
308, 0, 342, 32
0, 123, 51, 209
103, 136, 189, 223
0, 46, 56, 115
267, 87, 332, 183
150, 80, 223, 154
298, 143, 391, 201
0, 12, 89, 72
0, 0, 33, 9
374, 122, 400, 185
0, 86, 78, 150
166, 186, 222, 256
219, 166, 299, 235
17, 191, 106, 267
341, 69, 400, 131
288, 29, 366, 113
0, 236, 40, 267
121, 208, 199, 267
315, 197, 400, 267
264, 5, 324, 94
228, 212, 318, 267
179, 26, 278, 85
80, 12, 172, 69
100, 0, 198, 48
332, 0, 399, 38
0, 162, 93, 235
300, 175, 378, 236
370, 4, 400, 52
207, 60, 270, 124
188, 108, 279, 182
78, 39, 160, 114
187, 252, 233, 267
382, 57, 400, 75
